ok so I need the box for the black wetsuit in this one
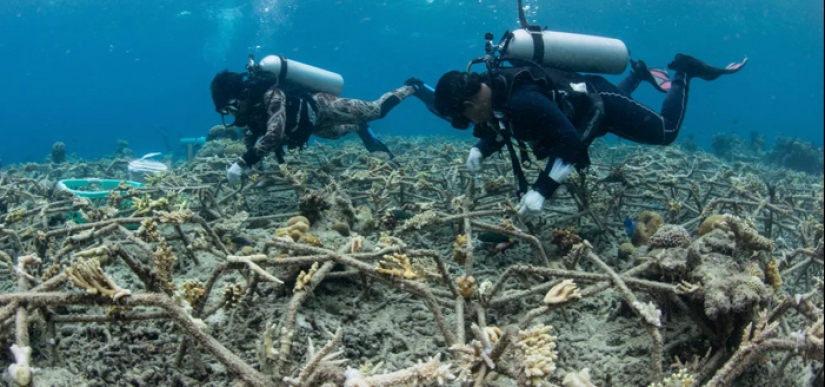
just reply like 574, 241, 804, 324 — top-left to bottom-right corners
415, 68, 691, 198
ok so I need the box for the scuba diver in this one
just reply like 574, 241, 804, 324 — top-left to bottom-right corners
409, 1, 747, 219
211, 54, 417, 185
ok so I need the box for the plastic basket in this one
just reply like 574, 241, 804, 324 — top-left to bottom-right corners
57, 179, 144, 199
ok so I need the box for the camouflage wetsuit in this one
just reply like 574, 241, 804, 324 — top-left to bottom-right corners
237, 85, 415, 167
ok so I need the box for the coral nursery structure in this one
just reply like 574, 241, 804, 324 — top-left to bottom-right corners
0, 135, 822, 387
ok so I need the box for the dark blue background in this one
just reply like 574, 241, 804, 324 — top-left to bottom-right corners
1, 0, 822, 164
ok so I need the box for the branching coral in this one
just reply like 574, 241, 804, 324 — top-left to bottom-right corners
294, 262, 319, 292
451, 234, 469, 265
376, 253, 416, 280
153, 238, 178, 294
65, 258, 132, 301
343, 354, 455, 387
515, 324, 559, 386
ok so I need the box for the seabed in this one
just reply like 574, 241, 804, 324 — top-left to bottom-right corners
0, 134, 822, 387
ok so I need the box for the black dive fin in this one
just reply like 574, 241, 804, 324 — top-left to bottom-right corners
357, 124, 394, 159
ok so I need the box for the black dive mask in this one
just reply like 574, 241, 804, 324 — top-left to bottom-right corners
218, 98, 241, 127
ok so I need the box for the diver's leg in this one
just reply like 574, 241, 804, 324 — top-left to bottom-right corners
312, 85, 416, 127
597, 72, 689, 146
617, 59, 672, 95
313, 123, 394, 158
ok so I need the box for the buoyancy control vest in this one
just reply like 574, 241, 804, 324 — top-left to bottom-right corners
482, 65, 605, 160
477, 65, 605, 196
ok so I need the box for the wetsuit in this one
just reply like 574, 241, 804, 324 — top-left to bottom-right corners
237, 85, 415, 167
414, 67, 691, 199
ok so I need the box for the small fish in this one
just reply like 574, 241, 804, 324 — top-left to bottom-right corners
478, 232, 512, 244
391, 209, 415, 220
227, 236, 254, 246
623, 217, 637, 238
484, 240, 516, 256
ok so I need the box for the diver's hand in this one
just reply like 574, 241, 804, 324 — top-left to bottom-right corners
518, 190, 545, 219
227, 162, 246, 185
404, 77, 425, 90
466, 147, 483, 175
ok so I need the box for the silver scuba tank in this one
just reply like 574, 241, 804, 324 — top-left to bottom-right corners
501, 29, 629, 74
258, 55, 345, 96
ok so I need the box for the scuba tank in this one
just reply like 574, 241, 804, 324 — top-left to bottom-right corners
470, 0, 629, 75
500, 28, 628, 74
256, 55, 345, 96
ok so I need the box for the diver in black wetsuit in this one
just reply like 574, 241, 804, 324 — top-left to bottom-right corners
407, 54, 747, 218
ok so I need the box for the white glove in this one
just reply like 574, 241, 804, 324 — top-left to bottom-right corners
518, 190, 545, 219
227, 162, 245, 185
466, 147, 483, 174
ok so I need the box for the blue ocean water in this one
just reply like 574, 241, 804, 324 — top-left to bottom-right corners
0, 0, 822, 164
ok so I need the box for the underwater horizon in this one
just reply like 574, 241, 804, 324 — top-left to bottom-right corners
0, 0, 822, 165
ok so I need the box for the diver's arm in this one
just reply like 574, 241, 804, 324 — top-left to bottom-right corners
239, 88, 288, 167
405, 78, 452, 122
414, 83, 451, 121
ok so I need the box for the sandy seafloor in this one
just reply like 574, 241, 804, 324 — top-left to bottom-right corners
0, 133, 822, 387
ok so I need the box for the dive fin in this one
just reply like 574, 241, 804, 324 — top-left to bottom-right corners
357, 124, 394, 159
668, 54, 748, 81
632, 59, 672, 93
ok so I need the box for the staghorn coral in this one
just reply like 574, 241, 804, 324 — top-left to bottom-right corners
647, 224, 692, 250
136, 218, 159, 242
648, 368, 695, 387
451, 234, 468, 265
153, 238, 178, 294
515, 324, 559, 386
66, 257, 132, 301
376, 253, 416, 280
631, 211, 664, 246
764, 256, 782, 292
294, 262, 319, 292
222, 283, 245, 309
179, 281, 206, 308
455, 275, 476, 299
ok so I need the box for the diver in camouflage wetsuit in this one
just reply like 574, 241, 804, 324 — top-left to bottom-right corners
210, 70, 418, 185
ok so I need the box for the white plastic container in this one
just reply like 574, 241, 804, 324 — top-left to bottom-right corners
128, 153, 168, 183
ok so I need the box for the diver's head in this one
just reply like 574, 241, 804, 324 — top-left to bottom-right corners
211, 70, 247, 117
434, 71, 493, 129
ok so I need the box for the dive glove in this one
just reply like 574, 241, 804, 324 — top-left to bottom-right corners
466, 147, 483, 175
404, 77, 425, 90
227, 162, 246, 185
518, 190, 545, 219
